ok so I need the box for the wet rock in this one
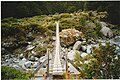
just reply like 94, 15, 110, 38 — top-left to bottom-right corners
73, 41, 81, 50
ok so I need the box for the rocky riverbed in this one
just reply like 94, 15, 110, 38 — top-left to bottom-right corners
1, 31, 120, 72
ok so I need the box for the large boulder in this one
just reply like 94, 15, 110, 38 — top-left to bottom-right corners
60, 29, 84, 46
68, 50, 80, 60
100, 22, 113, 37
73, 41, 81, 50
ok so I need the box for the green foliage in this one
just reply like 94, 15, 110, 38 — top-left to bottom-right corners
1, 66, 31, 79
1, 10, 117, 40
2, 1, 120, 27
74, 43, 120, 79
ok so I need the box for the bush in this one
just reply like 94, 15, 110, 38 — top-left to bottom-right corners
74, 43, 120, 79
1, 66, 31, 79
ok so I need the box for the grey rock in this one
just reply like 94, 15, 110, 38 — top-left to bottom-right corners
18, 58, 27, 67
12, 64, 19, 68
35, 57, 39, 61
81, 53, 88, 58
33, 62, 39, 68
100, 22, 108, 28
24, 61, 32, 68
101, 42, 106, 46
29, 55, 35, 61
68, 50, 80, 60
73, 41, 81, 50
26, 45, 35, 51
86, 45, 92, 54
2, 42, 19, 48
81, 46, 87, 52
28, 42, 31, 44
31, 51, 36, 55
99, 22, 113, 37
19, 54, 23, 59
52, 36, 56, 41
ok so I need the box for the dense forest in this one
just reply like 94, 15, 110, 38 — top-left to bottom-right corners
2, 1, 120, 26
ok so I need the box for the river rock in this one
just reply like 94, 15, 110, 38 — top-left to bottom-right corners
31, 51, 37, 55
18, 58, 27, 67
81, 53, 88, 58
33, 62, 39, 68
35, 57, 39, 61
1, 48, 8, 55
19, 54, 23, 59
24, 61, 32, 68
26, 45, 35, 51
101, 42, 106, 46
86, 45, 92, 54
84, 61, 89, 64
81, 46, 87, 52
12, 64, 19, 68
2, 42, 19, 48
100, 22, 108, 28
52, 36, 56, 41
60, 29, 84, 46
29, 55, 35, 61
86, 21, 96, 29
22, 58, 27, 61
100, 22, 113, 37
73, 41, 81, 50
68, 50, 80, 60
